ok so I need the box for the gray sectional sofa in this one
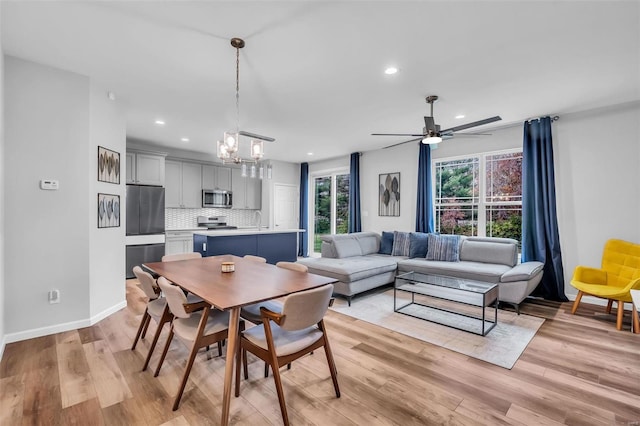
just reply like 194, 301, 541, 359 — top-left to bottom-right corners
298, 232, 544, 313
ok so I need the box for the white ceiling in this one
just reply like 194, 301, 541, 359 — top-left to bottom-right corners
2, 1, 639, 163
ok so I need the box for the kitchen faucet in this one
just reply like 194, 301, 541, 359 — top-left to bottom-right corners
254, 210, 262, 231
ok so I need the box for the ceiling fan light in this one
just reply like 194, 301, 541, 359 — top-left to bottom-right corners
422, 136, 442, 144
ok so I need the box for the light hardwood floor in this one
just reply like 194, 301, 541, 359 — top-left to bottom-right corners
1, 279, 639, 425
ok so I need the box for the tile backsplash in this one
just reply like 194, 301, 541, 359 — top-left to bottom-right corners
166, 208, 258, 230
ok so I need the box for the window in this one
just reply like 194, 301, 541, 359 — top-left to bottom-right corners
434, 150, 522, 246
310, 171, 350, 254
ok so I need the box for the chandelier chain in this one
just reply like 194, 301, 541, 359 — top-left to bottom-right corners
235, 45, 240, 133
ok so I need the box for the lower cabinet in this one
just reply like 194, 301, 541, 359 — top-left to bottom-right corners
193, 232, 297, 264
165, 232, 194, 256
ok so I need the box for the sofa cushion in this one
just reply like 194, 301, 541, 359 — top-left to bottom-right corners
334, 236, 363, 258
355, 232, 380, 255
392, 231, 411, 256
299, 256, 399, 283
409, 232, 430, 258
397, 259, 511, 283
378, 231, 394, 255
460, 238, 518, 267
426, 234, 461, 262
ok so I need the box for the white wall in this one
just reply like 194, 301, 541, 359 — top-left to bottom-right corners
350, 102, 640, 299
4, 57, 126, 342
0, 6, 6, 357
89, 85, 126, 318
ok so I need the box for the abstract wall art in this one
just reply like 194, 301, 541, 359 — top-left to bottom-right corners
98, 193, 120, 228
98, 146, 120, 184
379, 172, 400, 216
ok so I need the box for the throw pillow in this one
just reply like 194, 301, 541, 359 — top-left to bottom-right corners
391, 231, 411, 256
426, 234, 461, 262
378, 231, 394, 255
409, 232, 429, 258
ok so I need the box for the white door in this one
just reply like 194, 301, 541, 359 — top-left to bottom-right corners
274, 184, 299, 230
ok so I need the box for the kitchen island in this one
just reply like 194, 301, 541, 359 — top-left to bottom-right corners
193, 229, 305, 264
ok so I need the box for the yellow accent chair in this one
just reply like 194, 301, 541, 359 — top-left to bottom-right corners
570, 239, 640, 332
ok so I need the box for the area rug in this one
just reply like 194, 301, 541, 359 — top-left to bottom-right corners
330, 289, 544, 369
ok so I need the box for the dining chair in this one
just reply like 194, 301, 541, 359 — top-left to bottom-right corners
244, 254, 267, 263
162, 252, 202, 262
240, 261, 309, 377
156, 277, 244, 410
235, 283, 339, 425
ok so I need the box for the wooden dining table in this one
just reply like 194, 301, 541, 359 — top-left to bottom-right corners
143, 254, 336, 426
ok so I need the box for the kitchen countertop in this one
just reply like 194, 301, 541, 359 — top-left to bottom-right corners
193, 228, 305, 237
166, 226, 266, 232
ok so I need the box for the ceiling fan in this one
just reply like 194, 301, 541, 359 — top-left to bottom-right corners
372, 95, 502, 149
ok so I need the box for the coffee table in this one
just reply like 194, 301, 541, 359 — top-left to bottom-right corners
394, 271, 498, 336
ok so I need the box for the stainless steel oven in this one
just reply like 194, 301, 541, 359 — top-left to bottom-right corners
202, 189, 232, 208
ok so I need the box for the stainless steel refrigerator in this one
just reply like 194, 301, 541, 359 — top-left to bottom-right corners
125, 185, 165, 278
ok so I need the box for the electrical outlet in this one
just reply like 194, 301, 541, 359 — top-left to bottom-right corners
49, 289, 60, 304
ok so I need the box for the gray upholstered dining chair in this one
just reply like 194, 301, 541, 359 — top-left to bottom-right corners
235, 283, 339, 425
155, 277, 244, 411
243, 254, 267, 263
240, 261, 309, 377
131, 266, 202, 371
162, 252, 202, 262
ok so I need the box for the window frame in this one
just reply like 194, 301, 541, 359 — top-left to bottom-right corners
308, 167, 350, 255
432, 148, 522, 240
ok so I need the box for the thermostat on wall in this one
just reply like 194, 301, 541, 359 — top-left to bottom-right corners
40, 179, 59, 190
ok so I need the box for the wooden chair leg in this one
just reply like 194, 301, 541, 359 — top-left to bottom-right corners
616, 300, 624, 331
218, 341, 223, 357
142, 313, 171, 371
235, 340, 242, 397
264, 362, 269, 378
243, 348, 248, 380
154, 328, 174, 377
131, 310, 150, 350
606, 299, 613, 314
270, 358, 290, 426
321, 328, 340, 398
172, 342, 201, 411
633, 304, 640, 334
141, 313, 152, 340
571, 291, 583, 314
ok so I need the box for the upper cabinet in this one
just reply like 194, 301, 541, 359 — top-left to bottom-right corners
231, 168, 262, 210
202, 165, 232, 191
126, 151, 166, 186
165, 160, 202, 208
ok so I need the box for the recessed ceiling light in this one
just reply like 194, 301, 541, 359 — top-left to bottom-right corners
181, 137, 190, 142
307, 152, 314, 156
455, 114, 465, 119
384, 67, 398, 75
154, 119, 165, 126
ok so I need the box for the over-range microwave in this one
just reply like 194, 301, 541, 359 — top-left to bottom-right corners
202, 189, 232, 208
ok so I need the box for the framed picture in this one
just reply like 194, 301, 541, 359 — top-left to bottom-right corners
379, 172, 400, 216
98, 146, 120, 184
98, 193, 120, 228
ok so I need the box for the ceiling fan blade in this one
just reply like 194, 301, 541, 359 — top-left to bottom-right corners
372, 133, 425, 137
382, 137, 423, 149
440, 116, 502, 134
239, 130, 275, 142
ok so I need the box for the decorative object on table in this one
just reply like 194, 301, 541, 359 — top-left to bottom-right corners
221, 262, 235, 273
216, 37, 273, 180
379, 172, 400, 216
98, 193, 120, 228
97, 146, 120, 184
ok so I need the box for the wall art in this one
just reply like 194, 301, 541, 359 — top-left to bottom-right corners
379, 172, 400, 216
98, 146, 120, 184
98, 193, 120, 228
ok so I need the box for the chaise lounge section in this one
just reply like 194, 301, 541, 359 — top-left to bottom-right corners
298, 232, 544, 312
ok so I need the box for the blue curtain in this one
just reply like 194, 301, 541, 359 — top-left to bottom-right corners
298, 162, 309, 257
348, 152, 362, 233
522, 117, 568, 301
415, 143, 435, 233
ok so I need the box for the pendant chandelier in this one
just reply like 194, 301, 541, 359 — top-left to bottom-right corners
217, 38, 273, 179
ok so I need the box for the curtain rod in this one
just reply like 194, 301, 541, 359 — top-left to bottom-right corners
525, 115, 560, 123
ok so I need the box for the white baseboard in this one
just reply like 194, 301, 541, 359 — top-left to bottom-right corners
3, 300, 127, 345
0, 335, 6, 362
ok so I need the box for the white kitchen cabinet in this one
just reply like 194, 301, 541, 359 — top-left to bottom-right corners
127, 151, 166, 186
231, 168, 262, 209
165, 231, 194, 255
165, 160, 202, 208
202, 165, 232, 191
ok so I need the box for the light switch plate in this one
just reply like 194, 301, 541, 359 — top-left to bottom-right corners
40, 179, 59, 190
